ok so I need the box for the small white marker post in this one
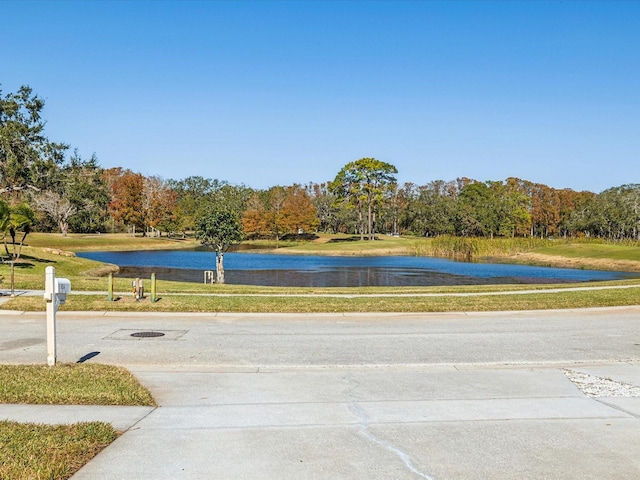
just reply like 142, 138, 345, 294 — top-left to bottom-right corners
44, 266, 57, 366
44, 266, 71, 367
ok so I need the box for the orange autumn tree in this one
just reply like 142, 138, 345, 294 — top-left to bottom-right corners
107, 168, 145, 234
529, 182, 562, 238
241, 193, 269, 237
281, 184, 320, 235
242, 185, 318, 245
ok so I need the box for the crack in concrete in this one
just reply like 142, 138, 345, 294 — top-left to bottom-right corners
342, 371, 434, 479
348, 402, 435, 480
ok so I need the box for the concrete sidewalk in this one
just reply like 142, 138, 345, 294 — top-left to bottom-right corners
1, 309, 639, 479
74, 365, 640, 480
3, 364, 639, 479
0, 404, 154, 432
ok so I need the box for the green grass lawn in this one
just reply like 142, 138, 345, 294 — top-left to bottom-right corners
0, 363, 155, 480
3, 280, 639, 313
25, 232, 198, 252
0, 420, 118, 480
0, 364, 156, 406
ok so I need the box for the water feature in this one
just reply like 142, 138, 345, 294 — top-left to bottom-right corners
76, 250, 640, 287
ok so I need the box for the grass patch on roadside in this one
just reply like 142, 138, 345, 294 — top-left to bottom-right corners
3, 283, 639, 312
0, 420, 117, 480
0, 363, 154, 480
0, 364, 156, 406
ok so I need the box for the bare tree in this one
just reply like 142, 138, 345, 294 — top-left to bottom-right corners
33, 191, 76, 236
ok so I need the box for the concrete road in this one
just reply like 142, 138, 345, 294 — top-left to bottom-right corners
1, 307, 640, 479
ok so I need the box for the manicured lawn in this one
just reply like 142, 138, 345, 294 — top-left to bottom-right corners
0, 420, 118, 480
0, 364, 156, 406
25, 232, 198, 252
0, 363, 155, 480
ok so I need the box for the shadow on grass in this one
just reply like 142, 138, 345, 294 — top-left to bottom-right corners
1, 254, 55, 269
1, 261, 37, 270
21, 254, 55, 263
280, 233, 320, 241
327, 236, 362, 243
106, 296, 162, 303
14, 262, 36, 269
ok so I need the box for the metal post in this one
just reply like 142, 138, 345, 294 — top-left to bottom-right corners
151, 273, 156, 303
45, 266, 57, 366
107, 273, 113, 301
134, 278, 144, 301
10, 261, 15, 297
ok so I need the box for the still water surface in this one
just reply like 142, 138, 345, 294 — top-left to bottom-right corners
77, 250, 640, 287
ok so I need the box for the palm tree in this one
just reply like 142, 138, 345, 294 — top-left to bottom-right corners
0, 202, 35, 296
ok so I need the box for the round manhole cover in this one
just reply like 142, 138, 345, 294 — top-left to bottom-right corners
130, 331, 165, 338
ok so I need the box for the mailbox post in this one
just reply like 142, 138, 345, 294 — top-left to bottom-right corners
44, 266, 71, 366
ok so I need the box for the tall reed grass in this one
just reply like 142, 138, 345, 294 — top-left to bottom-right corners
413, 236, 553, 259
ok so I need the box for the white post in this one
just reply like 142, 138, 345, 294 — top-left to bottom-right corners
44, 266, 57, 366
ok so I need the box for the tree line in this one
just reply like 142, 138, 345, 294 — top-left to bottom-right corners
3, 84, 640, 245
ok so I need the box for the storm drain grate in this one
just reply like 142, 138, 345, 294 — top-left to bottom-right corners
105, 329, 188, 341
130, 331, 165, 338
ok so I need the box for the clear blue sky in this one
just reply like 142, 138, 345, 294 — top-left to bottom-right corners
2, 0, 639, 193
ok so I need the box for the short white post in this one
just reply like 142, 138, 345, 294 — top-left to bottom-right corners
44, 266, 57, 366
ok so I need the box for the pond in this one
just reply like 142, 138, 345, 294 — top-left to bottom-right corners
76, 250, 640, 287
